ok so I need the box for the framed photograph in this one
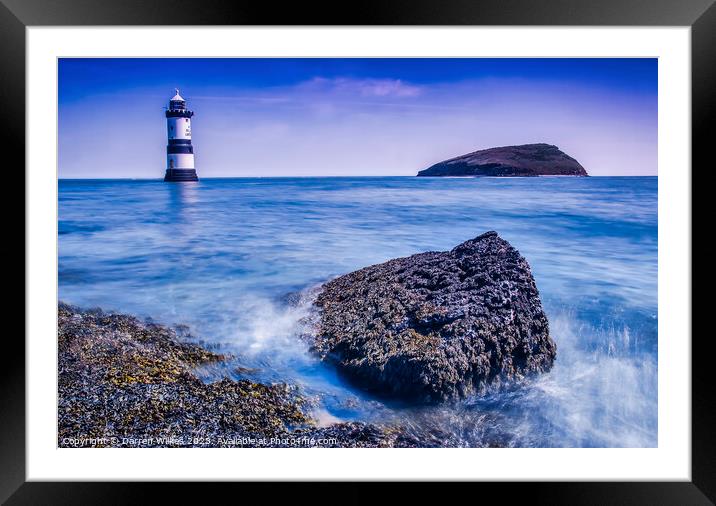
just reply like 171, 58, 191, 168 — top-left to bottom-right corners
7, 0, 712, 502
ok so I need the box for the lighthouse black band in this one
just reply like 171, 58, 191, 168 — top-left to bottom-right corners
164, 169, 198, 182
167, 145, 194, 154
168, 139, 192, 145
166, 110, 194, 118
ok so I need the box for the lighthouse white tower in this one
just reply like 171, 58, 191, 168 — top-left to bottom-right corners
164, 89, 198, 182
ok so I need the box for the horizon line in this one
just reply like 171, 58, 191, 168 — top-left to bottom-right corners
58, 174, 658, 180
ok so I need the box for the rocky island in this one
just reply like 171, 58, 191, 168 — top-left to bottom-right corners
306, 231, 557, 403
417, 143, 588, 177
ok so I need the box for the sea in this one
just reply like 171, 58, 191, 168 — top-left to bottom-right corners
58, 176, 658, 447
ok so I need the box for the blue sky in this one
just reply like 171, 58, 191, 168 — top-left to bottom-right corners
59, 58, 657, 178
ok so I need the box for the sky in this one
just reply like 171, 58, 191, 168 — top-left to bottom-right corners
58, 58, 657, 178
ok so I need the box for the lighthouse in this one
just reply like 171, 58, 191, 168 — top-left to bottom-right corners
164, 89, 198, 182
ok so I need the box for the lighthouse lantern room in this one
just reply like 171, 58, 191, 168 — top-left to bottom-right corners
164, 89, 198, 182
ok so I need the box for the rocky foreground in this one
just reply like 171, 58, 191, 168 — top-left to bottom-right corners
59, 233, 555, 445
58, 303, 417, 448
417, 143, 588, 177
307, 231, 557, 403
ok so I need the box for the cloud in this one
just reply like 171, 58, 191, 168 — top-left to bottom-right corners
301, 77, 423, 98
192, 95, 293, 104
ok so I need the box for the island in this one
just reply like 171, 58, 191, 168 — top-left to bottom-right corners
417, 143, 588, 177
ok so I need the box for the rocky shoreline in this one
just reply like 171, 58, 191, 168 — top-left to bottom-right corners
59, 232, 555, 446
58, 302, 416, 448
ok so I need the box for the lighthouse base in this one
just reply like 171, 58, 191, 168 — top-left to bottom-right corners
164, 169, 198, 182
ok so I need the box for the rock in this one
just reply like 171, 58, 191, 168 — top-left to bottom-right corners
57, 303, 417, 448
417, 143, 588, 177
307, 232, 556, 403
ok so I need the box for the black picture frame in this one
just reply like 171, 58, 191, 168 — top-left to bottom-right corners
4, 0, 712, 503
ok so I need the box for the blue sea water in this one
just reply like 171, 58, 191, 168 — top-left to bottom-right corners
58, 176, 658, 447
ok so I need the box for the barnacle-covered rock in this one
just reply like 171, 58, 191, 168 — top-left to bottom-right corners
306, 232, 556, 403
57, 303, 414, 448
